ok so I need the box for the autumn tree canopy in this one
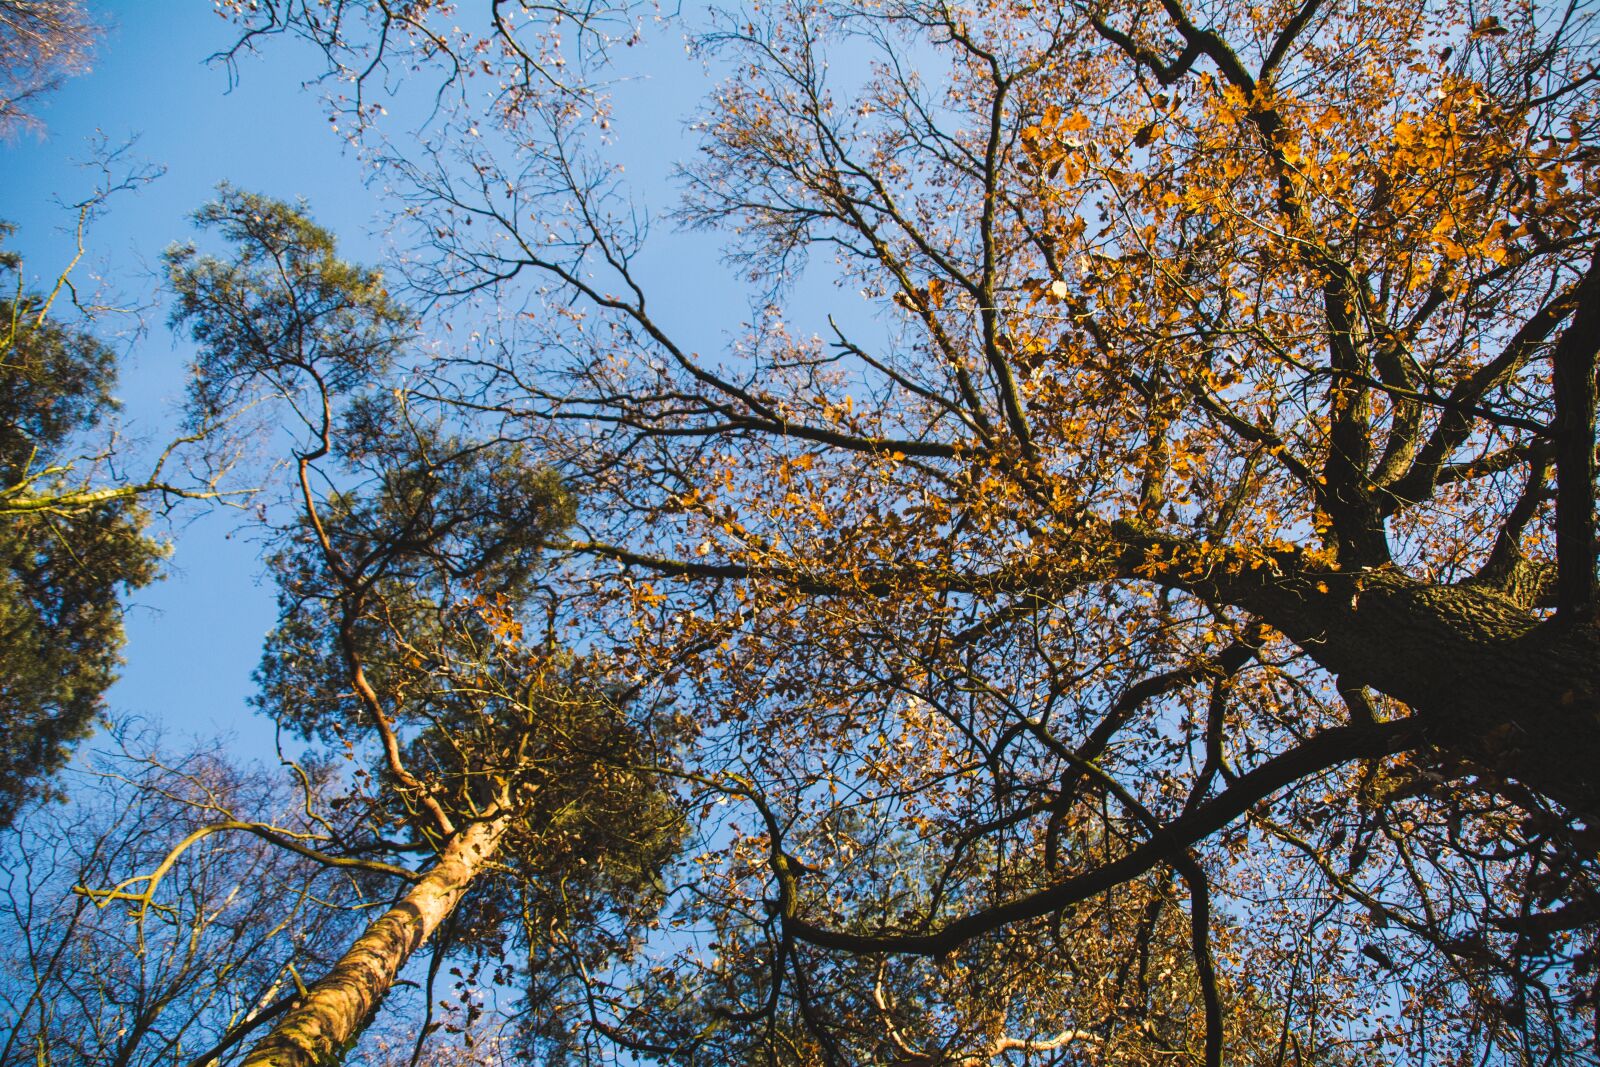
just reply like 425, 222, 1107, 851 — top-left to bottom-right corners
6, 0, 1587, 1062
218, 0, 1600, 1059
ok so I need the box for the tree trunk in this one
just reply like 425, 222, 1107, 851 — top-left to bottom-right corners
239, 814, 510, 1067
1263, 572, 1600, 821
1117, 527, 1600, 820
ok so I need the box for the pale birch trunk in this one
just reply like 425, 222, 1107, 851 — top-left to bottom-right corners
239, 814, 510, 1067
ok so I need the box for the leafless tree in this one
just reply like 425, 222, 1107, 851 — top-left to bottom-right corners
0, 730, 367, 1067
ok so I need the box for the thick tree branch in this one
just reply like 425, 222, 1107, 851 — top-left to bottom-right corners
1550, 254, 1600, 618
786, 720, 1411, 956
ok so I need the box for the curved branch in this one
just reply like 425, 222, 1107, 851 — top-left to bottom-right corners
786, 720, 1413, 956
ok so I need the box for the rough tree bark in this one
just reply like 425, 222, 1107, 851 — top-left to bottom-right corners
1120, 529, 1600, 822
240, 813, 510, 1067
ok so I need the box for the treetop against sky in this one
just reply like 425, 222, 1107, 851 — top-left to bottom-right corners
6, 0, 740, 747
5, 0, 1600, 1064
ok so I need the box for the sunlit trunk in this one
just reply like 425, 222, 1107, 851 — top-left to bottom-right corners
239, 813, 510, 1067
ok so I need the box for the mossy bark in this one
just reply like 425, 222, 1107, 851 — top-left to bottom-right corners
240, 814, 510, 1067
